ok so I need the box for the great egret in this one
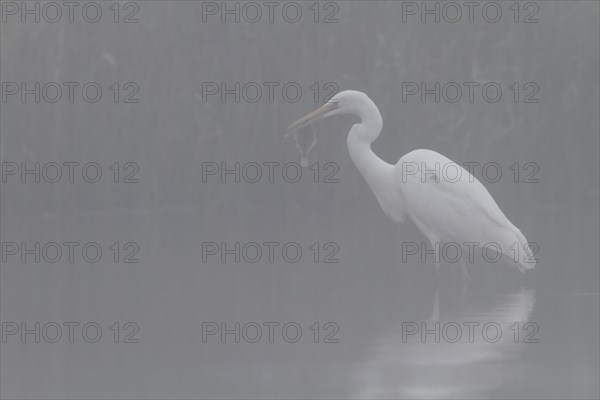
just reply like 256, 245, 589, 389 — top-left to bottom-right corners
285, 90, 535, 279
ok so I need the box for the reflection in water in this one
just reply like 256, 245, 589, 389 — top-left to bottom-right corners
355, 287, 536, 399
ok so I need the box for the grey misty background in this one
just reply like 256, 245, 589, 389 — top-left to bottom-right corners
2, 1, 598, 284
1, 1, 599, 399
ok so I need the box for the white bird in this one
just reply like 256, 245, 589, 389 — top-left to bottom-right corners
285, 90, 535, 279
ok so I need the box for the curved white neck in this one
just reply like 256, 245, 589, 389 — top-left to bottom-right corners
346, 107, 394, 194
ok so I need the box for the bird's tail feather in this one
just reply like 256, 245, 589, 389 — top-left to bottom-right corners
512, 228, 536, 272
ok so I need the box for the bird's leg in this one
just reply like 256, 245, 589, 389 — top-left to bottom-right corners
430, 289, 440, 322
460, 258, 471, 281
427, 237, 441, 281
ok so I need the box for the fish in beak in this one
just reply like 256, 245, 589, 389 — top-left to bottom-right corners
284, 100, 339, 138
294, 125, 317, 167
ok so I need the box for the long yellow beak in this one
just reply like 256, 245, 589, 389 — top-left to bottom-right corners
284, 101, 339, 138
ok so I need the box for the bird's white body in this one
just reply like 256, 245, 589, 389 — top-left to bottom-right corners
285, 90, 535, 275
396, 150, 532, 271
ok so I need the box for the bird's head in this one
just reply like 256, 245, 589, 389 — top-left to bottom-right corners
284, 90, 373, 137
